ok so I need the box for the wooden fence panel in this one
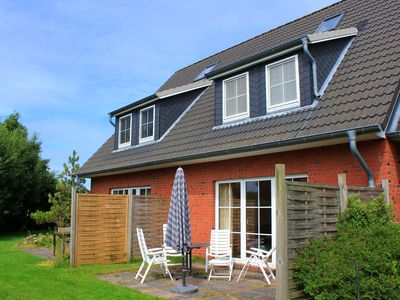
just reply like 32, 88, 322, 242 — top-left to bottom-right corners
130, 196, 170, 258
276, 166, 385, 300
74, 194, 129, 266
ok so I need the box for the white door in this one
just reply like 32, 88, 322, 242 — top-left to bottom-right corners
216, 178, 275, 263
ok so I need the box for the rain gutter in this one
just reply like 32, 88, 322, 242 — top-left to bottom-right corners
77, 125, 382, 177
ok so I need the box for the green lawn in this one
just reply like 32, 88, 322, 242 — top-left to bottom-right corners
0, 234, 157, 300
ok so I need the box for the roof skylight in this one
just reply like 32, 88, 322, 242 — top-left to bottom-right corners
316, 13, 344, 33
194, 63, 217, 81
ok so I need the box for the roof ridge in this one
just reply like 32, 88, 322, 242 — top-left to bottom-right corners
170, 0, 345, 74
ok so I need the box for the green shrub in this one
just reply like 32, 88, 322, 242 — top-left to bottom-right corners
292, 195, 400, 299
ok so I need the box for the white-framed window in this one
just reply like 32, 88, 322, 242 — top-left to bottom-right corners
118, 114, 132, 148
111, 186, 151, 196
139, 105, 155, 143
215, 174, 307, 267
222, 72, 250, 123
266, 55, 300, 113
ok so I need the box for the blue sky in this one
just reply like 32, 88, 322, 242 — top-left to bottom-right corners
0, 0, 337, 174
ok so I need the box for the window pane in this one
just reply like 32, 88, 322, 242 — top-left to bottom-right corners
284, 81, 297, 102
146, 188, 151, 196
225, 80, 235, 99
260, 235, 272, 251
259, 181, 271, 207
141, 125, 147, 139
132, 189, 137, 196
237, 76, 247, 95
112, 190, 117, 194
231, 208, 241, 232
260, 208, 271, 234
140, 188, 146, 196
226, 98, 236, 117
232, 233, 240, 257
219, 183, 229, 206
219, 208, 229, 229
231, 183, 241, 207
246, 181, 258, 206
237, 95, 247, 114
270, 85, 283, 106
148, 109, 153, 122
282, 60, 296, 81
148, 123, 153, 137
246, 234, 258, 252
269, 65, 282, 85
246, 208, 258, 234
141, 111, 148, 124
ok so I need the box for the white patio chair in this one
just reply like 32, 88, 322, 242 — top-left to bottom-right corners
162, 224, 182, 266
135, 227, 173, 284
236, 247, 275, 284
205, 229, 233, 281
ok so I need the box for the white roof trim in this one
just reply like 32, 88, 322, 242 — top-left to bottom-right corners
156, 79, 212, 99
307, 27, 358, 44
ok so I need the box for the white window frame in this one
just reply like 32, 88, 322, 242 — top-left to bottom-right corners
266, 55, 300, 113
139, 105, 155, 143
118, 114, 132, 148
222, 72, 250, 123
111, 186, 151, 196
215, 174, 307, 268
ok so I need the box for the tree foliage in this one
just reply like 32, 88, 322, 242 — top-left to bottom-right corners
0, 112, 56, 230
31, 150, 87, 227
293, 195, 400, 299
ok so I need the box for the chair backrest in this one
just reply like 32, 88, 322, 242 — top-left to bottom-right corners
209, 229, 231, 257
136, 227, 149, 263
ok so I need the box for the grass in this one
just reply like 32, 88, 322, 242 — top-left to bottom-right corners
0, 234, 158, 300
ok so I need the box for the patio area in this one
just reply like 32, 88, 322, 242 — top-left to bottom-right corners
98, 263, 276, 299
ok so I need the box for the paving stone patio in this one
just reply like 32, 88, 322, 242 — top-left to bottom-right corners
98, 264, 276, 299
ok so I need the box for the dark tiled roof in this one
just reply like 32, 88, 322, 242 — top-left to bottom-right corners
78, 0, 400, 176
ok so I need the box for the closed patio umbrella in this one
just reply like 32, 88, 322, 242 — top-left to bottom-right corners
165, 167, 198, 294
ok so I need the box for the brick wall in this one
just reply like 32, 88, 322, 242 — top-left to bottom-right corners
91, 139, 400, 248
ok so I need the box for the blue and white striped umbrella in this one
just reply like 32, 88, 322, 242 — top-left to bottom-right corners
165, 167, 192, 254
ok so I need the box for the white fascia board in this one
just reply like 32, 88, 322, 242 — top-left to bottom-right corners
156, 79, 212, 99
307, 27, 358, 44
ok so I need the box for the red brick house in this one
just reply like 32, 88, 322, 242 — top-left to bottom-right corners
77, 0, 400, 266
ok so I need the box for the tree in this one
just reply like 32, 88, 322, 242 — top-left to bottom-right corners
31, 150, 88, 227
0, 112, 56, 230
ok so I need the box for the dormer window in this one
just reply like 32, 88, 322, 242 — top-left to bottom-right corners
266, 55, 300, 113
139, 105, 155, 143
316, 13, 344, 33
223, 72, 249, 123
118, 114, 131, 148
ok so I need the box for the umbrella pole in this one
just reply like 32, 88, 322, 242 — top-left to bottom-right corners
181, 203, 187, 287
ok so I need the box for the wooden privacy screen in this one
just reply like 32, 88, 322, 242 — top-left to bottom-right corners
275, 165, 385, 300
74, 194, 129, 265
130, 196, 170, 257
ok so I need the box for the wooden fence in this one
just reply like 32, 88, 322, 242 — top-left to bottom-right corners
70, 191, 170, 266
71, 193, 129, 266
129, 196, 170, 257
275, 164, 386, 300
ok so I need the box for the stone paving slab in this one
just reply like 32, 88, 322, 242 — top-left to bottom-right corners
23, 247, 54, 260
98, 266, 275, 300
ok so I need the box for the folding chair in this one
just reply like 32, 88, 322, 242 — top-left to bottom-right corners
205, 229, 234, 281
162, 224, 182, 266
135, 227, 173, 284
236, 247, 275, 284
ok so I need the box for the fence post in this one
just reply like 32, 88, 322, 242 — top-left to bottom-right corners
338, 174, 348, 212
127, 193, 133, 262
70, 187, 77, 266
381, 179, 390, 205
275, 164, 288, 300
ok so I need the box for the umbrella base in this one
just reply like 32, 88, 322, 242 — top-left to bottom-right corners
171, 284, 198, 294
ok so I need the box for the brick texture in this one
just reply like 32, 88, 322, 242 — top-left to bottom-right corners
91, 139, 400, 254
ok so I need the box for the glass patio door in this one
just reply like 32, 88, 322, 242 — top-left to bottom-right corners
216, 179, 274, 261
